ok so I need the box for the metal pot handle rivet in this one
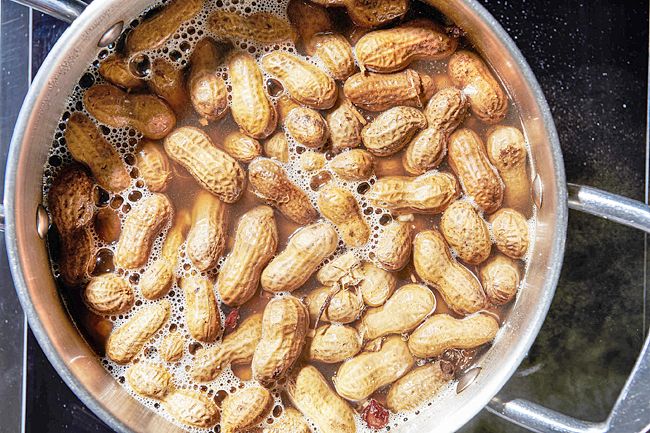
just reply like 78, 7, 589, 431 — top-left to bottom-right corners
532, 174, 543, 209
98, 21, 124, 48
456, 367, 481, 394
36, 204, 49, 239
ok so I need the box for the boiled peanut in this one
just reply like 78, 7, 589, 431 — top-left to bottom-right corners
362, 106, 427, 156
330, 149, 374, 181
317, 252, 360, 286
326, 98, 364, 150
115, 194, 172, 270
164, 389, 221, 428
207, 11, 296, 43
367, 172, 460, 214
486, 126, 532, 212
358, 284, 435, 340
135, 139, 172, 192
147, 58, 187, 113
106, 300, 171, 364
334, 335, 415, 401
353, 261, 397, 306
188, 38, 228, 122
287, 0, 332, 45
309, 324, 361, 363
448, 128, 504, 214
125, 0, 202, 54
306, 286, 363, 324
312, 34, 356, 80
59, 228, 94, 287
252, 296, 309, 385
313, 0, 408, 28
64, 113, 131, 192
479, 252, 520, 305
376, 217, 412, 271
356, 19, 458, 73
248, 158, 318, 225
287, 365, 356, 433
127, 362, 174, 400
413, 230, 488, 315
263, 132, 289, 163
221, 387, 273, 433
192, 314, 263, 382
285, 106, 329, 148
83, 274, 134, 316
218, 206, 278, 306
229, 53, 278, 139
408, 313, 499, 358
490, 208, 530, 259
262, 52, 337, 109
159, 332, 184, 362
403, 86, 468, 175
386, 362, 453, 412
83, 84, 176, 140
300, 152, 326, 172
440, 200, 491, 265
263, 408, 310, 433
47, 163, 95, 235
318, 185, 370, 247
164, 126, 246, 203
344, 69, 435, 112
448, 50, 508, 123
140, 209, 191, 300
181, 275, 222, 342
98, 54, 144, 90
223, 130, 263, 163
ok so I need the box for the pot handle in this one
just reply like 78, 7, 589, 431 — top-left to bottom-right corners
7, 0, 87, 23
486, 183, 650, 433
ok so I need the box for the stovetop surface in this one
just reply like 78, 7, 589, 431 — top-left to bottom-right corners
1, 0, 648, 432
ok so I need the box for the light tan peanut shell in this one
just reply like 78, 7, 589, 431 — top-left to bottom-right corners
285, 107, 329, 148
490, 208, 530, 259
344, 69, 435, 112
263, 408, 310, 433
309, 324, 361, 363
164, 126, 246, 203
300, 152, 326, 172
317, 252, 360, 286
386, 361, 453, 412
98, 54, 144, 90
448, 128, 504, 214
115, 194, 171, 270
315, 0, 408, 28
218, 206, 278, 306
221, 387, 273, 433
376, 218, 412, 271
479, 252, 521, 305
262, 52, 337, 109
264, 132, 289, 163
125, 0, 202, 54
440, 200, 491, 265
147, 58, 187, 114
229, 53, 278, 139
248, 158, 318, 225
486, 126, 532, 212
188, 38, 229, 122
207, 11, 297, 43
362, 106, 427, 156
330, 149, 374, 181
47, 163, 95, 235
448, 50, 508, 124
318, 185, 370, 247
413, 230, 488, 315
287, 365, 356, 433
83, 274, 134, 316
64, 113, 131, 192
135, 139, 172, 192
356, 19, 458, 73
327, 99, 364, 150
159, 332, 184, 362
367, 171, 460, 214
223, 130, 263, 163
163, 389, 221, 428
106, 300, 171, 364
306, 286, 363, 324
358, 284, 435, 340
408, 313, 499, 358
83, 84, 176, 140
181, 275, 222, 342
252, 296, 309, 385
354, 261, 397, 306
127, 362, 174, 400
192, 314, 263, 382
403, 86, 468, 175
261, 222, 338, 292
334, 335, 415, 401
59, 228, 94, 287
313, 34, 356, 80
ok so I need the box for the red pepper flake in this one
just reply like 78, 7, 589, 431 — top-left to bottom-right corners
362, 399, 389, 429
223, 309, 240, 335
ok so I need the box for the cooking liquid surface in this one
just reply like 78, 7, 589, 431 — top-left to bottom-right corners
42, 0, 536, 431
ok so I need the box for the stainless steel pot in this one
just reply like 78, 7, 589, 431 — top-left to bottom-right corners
6, 0, 650, 432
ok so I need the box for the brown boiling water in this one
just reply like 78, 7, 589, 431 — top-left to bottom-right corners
42, 0, 536, 431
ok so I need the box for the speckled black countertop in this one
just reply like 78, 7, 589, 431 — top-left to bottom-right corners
0, 0, 648, 432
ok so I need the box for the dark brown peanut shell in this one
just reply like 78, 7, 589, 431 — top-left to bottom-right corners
47, 163, 95, 235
